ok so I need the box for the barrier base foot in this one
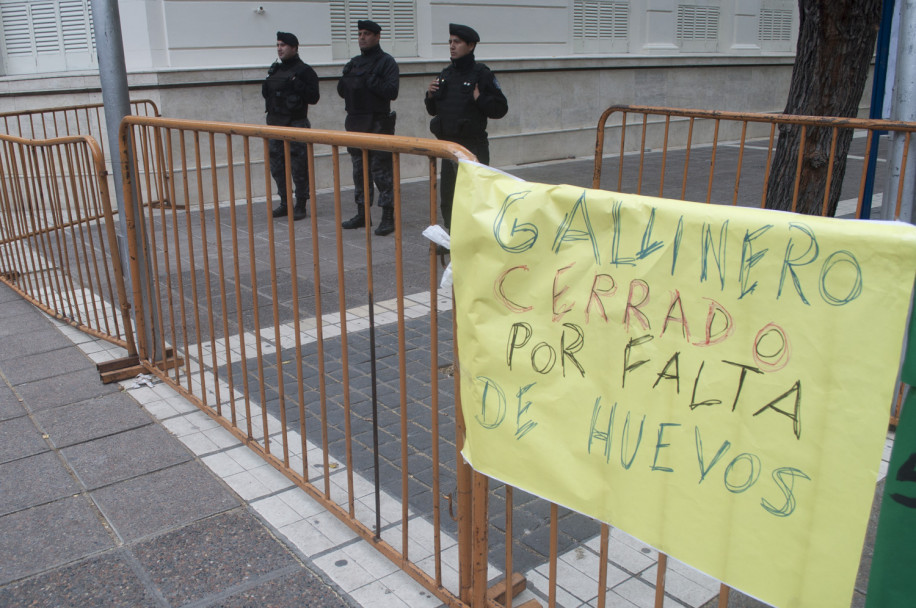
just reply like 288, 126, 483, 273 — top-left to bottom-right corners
488, 572, 530, 606
97, 355, 143, 384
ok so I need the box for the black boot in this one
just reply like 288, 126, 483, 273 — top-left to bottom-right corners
342, 207, 367, 229
293, 199, 308, 221
272, 202, 288, 218
375, 207, 395, 236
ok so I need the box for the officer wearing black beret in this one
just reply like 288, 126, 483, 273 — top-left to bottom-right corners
425, 23, 508, 231
337, 19, 400, 235
262, 31, 320, 220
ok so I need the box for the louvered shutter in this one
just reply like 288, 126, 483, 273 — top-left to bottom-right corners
573, 0, 629, 53
676, 4, 719, 52
758, 1, 793, 52
1, 0, 95, 74
329, 0, 416, 60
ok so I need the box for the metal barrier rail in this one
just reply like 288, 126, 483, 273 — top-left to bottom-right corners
593, 104, 916, 219
589, 104, 916, 607
118, 116, 501, 607
0, 132, 136, 354
1, 100, 170, 210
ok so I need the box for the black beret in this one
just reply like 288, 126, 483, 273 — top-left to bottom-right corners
449, 23, 480, 43
276, 31, 299, 47
358, 20, 381, 34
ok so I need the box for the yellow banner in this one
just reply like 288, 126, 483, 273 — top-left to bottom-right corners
451, 162, 916, 608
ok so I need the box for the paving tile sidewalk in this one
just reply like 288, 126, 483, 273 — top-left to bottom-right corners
0, 283, 354, 608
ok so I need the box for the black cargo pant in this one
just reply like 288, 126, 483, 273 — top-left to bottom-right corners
346, 113, 395, 210
268, 118, 310, 207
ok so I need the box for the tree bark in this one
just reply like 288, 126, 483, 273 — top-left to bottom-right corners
764, 0, 882, 215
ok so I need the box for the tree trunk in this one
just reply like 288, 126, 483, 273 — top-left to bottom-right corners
764, 0, 882, 215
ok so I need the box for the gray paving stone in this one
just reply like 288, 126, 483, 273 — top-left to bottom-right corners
0, 329, 73, 362
0, 550, 160, 608
133, 509, 299, 606
218, 566, 352, 607
14, 368, 121, 412
0, 451, 79, 516
91, 461, 239, 541
0, 496, 114, 585
33, 392, 153, 448
0, 416, 48, 465
2, 347, 94, 386
0, 385, 25, 421
0, 307, 54, 338
61, 424, 192, 490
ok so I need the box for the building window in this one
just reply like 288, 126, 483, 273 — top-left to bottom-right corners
0, 0, 95, 74
759, 1, 794, 52
330, 0, 417, 60
573, 0, 629, 53
676, 3, 719, 52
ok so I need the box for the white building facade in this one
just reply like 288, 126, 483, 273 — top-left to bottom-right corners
0, 0, 813, 167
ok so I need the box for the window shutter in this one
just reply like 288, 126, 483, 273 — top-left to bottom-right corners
1, 0, 95, 73
676, 4, 719, 51
573, 0, 629, 53
329, 0, 416, 59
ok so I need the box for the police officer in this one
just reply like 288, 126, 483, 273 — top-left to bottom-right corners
262, 31, 320, 221
337, 20, 400, 236
425, 24, 508, 231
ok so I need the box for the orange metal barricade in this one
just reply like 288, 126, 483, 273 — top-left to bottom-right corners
588, 104, 916, 606
0, 100, 171, 210
118, 115, 501, 607
0, 132, 136, 354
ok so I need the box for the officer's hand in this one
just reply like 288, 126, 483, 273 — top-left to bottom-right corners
427, 79, 439, 97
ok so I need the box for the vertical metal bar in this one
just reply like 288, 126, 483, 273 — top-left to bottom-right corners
637, 113, 648, 195
179, 129, 208, 401
705, 119, 720, 204
392, 152, 411, 557
718, 583, 730, 606
791, 125, 807, 213
429, 155, 443, 586
548, 502, 558, 607
472, 471, 489, 607
732, 121, 748, 206
225, 134, 246, 427
195, 132, 223, 414
211, 134, 238, 427
154, 127, 179, 383
330, 141, 356, 508
163, 127, 191, 384
360, 147, 381, 531
453, 294, 473, 603
280, 138, 301, 466
820, 127, 840, 216
659, 115, 670, 198
593, 108, 610, 189
597, 524, 609, 608
680, 117, 694, 200
243, 136, 262, 440
855, 130, 875, 218
654, 553, 667, 608
894, 132, 911, 219
760, 122, 777, 208
332, 145, 350, 495
617, 111, 627, 191
265, 138, 284, 452
505, 486, 514, 608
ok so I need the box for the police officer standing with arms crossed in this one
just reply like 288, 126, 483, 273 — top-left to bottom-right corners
425, 24, 508, 232
338, 20, 400, 236
262, 31, 320, 221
